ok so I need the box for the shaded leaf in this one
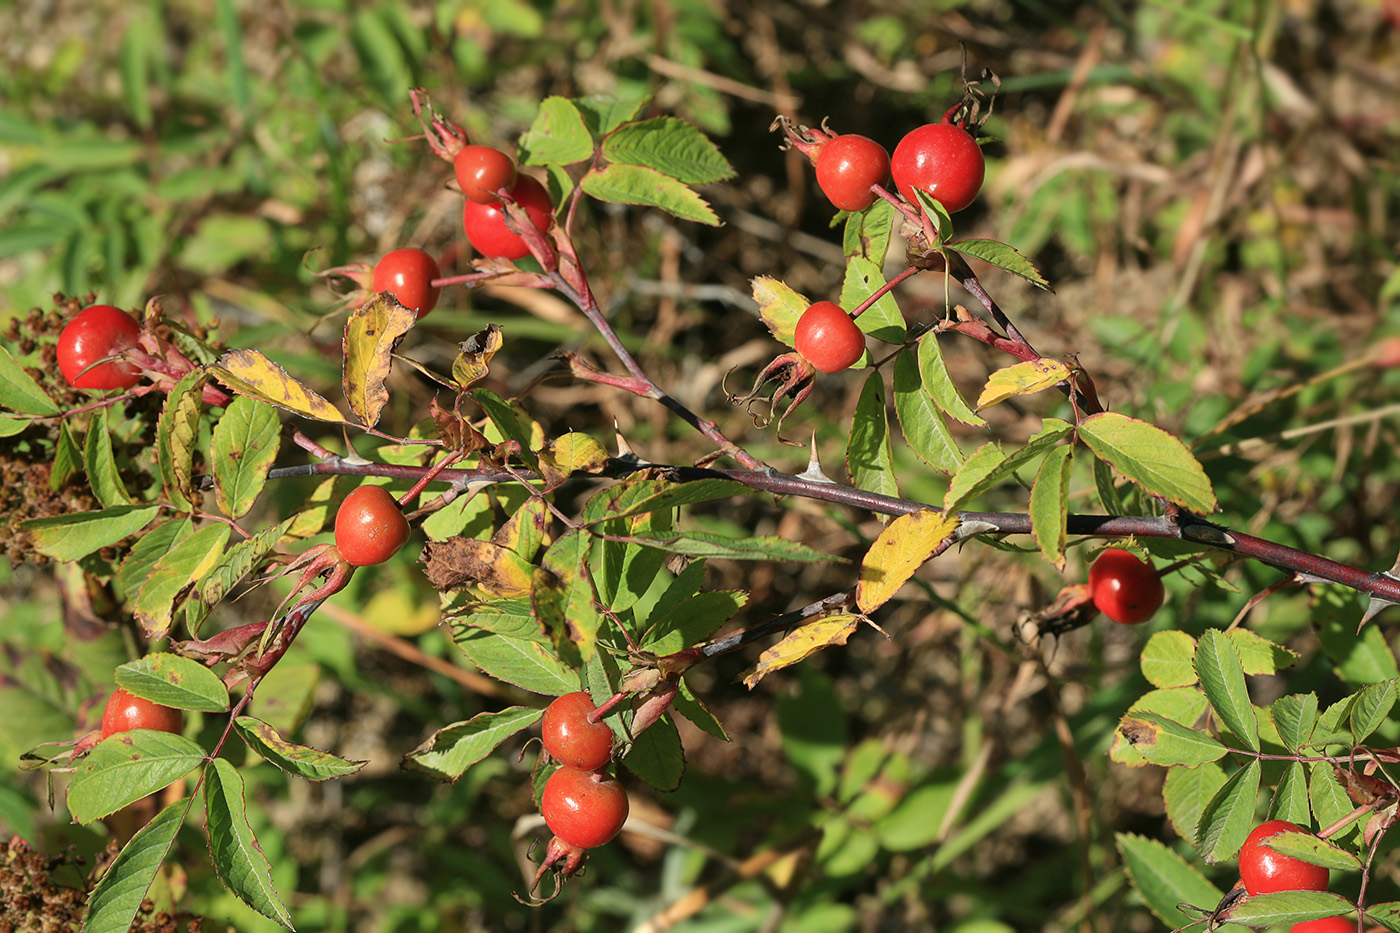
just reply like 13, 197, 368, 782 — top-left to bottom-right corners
343, 293, 417, 428
67, 731, 206, 824
235, 716, 368, 782
204, 758, 292, 928
83, 799, 185, 933
581, 163, 718, 225
1196, 759, 1261, 862
1194, 629, 1258, 751
211, 396, 280, 519
402, 707, 543, 781
1116, 833, 1224, 929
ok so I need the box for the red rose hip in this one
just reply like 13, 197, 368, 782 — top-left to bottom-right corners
1238, 820, 1329, 896
541, 691, 614, 771
334, 485, 410, 567
541, 768, 629, 850
371, 248, 441, 319
57, 305, 144, 390
814, 134, 890, 212
793, 301, 864, 373
1088, 548, 1164, 625
890, 122, 985, 213
101, 688, 184, 740
462, 174, 554, 260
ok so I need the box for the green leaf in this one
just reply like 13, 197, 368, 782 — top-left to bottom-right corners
67, 731, 206, 824
0, 344, 58, 414
1309, 761, 1358, 843
469, 388, 539, 471
211, 396, 280, 519
575, 93, 648, 135
1111, 687, 1211, 767
622, 714, 685, 791
0, 414, 33, 436
580, 163, 719, 225
1351, 678, 1398, 742
234, 716, 368, 782
401, 707, 542, 781
840, 255, 906, 348
948, 238, 1051, 290
1367, 902, 1400, 932
584, 478, 753, 522
118, 519, 192, 598
1029, 443, 1073, 569
1194, 629, 1258, 751
847, 372, 899, 499
1163, 762, 1227, 847
643, 590, 745, 654
83, 799, 185, 933
1141, 630, 1198, 688
627, 530, 830, 563
918, 333, 984, 427
116, 653, 230, 713
204, 758, 293, 928
131, 523, 229, 641
1195, 758, 1261, 863
1225, 891, 1353, 926
1317, 602, 1399, 686
192, 517, 296, 625
892, 351, 963, 474
519, 95, 596, 165
20, 504, 160, 562
842, 198, 897, 265
1226, 628, 1297, 675
1093, 455, 1127, 514
1265, 831, 1363, 871
450, 615, 580, 696
601, 116, 734, 184
1116, 833, 1224, 929
1078, 411, 1217, 513
83, 408, 133, 507
51, 420, 82, 491
1116, 710, 1228, 767
943, 420, 1073, 513
1270, 760, 1312, 826
673, 679, 727, 741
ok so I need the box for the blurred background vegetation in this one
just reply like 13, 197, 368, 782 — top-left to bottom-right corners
2, 0, 1399, 930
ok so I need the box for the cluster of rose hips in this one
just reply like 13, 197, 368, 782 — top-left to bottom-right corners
1236, 821, 1351, 933
788, 117, 986, 375
531, 691, 629, 894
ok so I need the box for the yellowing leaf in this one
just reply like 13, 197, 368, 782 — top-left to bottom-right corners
210, 349, 343, 422
751, 276, 809, 346
450, 324, 504, 390
538, 432, 609, 488
856, 510, 961, 613
742, 614, 861, 688
343, 294, 418, 427
975, 359, 1073, 411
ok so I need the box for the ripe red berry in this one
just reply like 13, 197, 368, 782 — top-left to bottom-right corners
541, 692, 613, 771
814, 134, 890, 212
1238, 820, 1329, 896
1288, 918, 1354, 933
1088, 548, 1165, 625
334, 485, 410, 567
890, 122, 985, 214
462, 174, 554, 260
541, 768, 629, 850
793, 301, 864, 373
371, 248, 441, 319
57, 305, 143, 390
100, 688, 184, 740
454, 145, 518, 204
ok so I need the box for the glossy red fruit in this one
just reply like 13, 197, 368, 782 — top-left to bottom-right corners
815, 134, 890, 212
890, 122, 985, 213
794, 301, 864, 373
334, 485, 410, 567
462, 174, 554, 260
371, 248, 441, 319
541, 692, 613, 771
1239, 820, 1329, 896
454, 145, 518, 204
1088, 548, 1164, 625
57, 305, 143, 390
541, 768, 629, 850
101, 688, 184, 740
1288, 918, 1354, 933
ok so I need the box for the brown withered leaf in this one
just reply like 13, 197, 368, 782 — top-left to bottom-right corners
428, 398, 490, 453
451, 324, 504, 390
420, 538, 533, 596
209, 349, 343, 422
742, 614, 862, 689
343, 293, 417, 428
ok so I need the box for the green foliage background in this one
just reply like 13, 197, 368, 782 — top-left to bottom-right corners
1, 0, 1399, 930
